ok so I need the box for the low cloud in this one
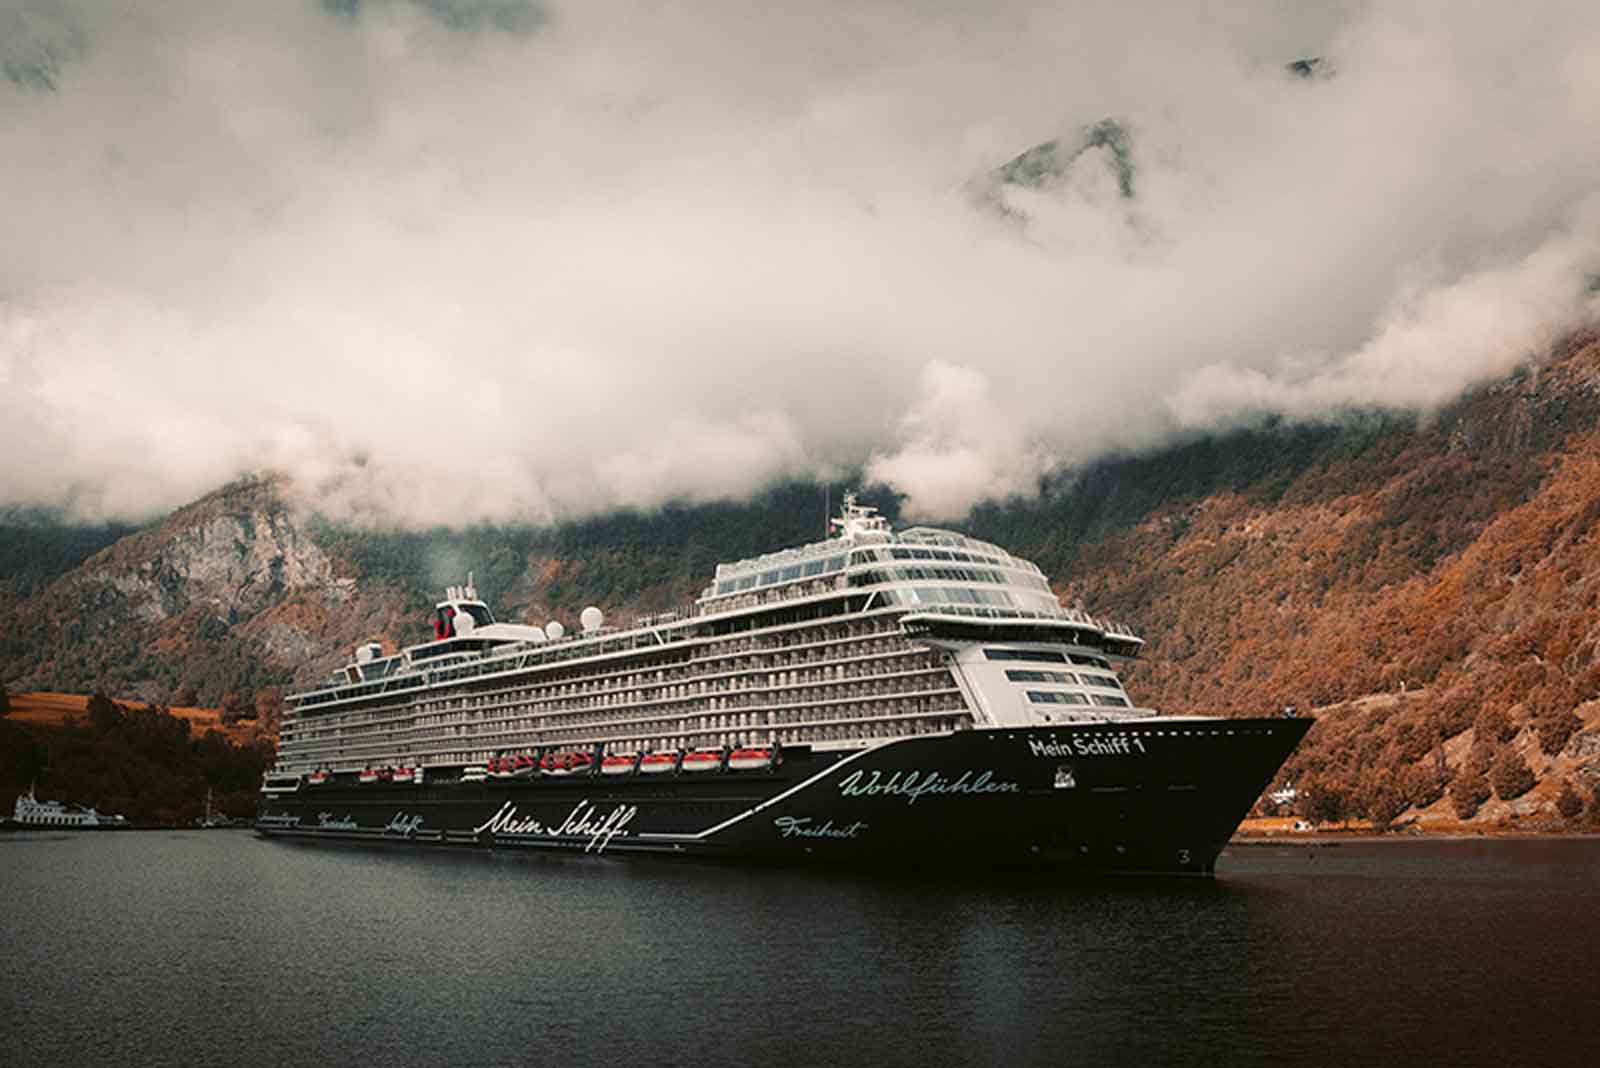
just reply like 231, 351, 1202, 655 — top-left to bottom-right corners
2, 1, 1597, 524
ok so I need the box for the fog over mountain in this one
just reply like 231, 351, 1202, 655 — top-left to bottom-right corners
3, 1, 1598, 525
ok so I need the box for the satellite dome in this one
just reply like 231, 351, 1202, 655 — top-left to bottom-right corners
545, 621, 566, 640
580, 606, 604, 633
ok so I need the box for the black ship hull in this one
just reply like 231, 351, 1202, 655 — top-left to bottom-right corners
256, 717, 1310, 875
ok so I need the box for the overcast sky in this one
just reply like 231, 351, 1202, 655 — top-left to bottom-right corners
3, 0, 1598, 525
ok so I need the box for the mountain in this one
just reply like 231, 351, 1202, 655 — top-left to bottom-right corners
5, 331, 1600, 828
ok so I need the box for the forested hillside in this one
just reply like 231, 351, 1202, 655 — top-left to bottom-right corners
5, 332, 1600, 827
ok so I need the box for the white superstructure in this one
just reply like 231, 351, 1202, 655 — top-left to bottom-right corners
273, 495, 1154, 776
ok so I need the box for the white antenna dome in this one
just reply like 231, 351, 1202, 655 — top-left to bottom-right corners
580, 606, 604, 633
355, 643, 376, 664
544, 621, 565, 640
454, 611, 476, 635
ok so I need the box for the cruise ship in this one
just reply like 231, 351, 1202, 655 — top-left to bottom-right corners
257, 495, 1308, 874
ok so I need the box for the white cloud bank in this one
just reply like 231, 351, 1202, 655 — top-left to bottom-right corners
1, 0, 1598, 524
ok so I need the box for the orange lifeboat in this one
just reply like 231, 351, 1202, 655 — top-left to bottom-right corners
307, 769, 334, 786
681, 747, 724, 773
357, 768, 380, 785
728, 746, 778, 772
391, 766, 417, 785
638, 750, 681, 775
601, 752, 640, 776
539, 751, 594, 777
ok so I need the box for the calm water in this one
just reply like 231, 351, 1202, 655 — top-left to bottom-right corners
2, 834, 1597, 1068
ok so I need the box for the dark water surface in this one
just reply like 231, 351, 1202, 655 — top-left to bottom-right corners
3, 833, 1597, 1067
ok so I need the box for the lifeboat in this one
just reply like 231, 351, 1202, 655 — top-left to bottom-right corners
601, 752, 640, 776
681, 747, 725, 773
391, 767, 417, 785
357, 768, 380, 785
307, 769, 333, 786
728, 746, 778, 772
511, 754, 539, 780
540, 750, 594, 777
487, 757, 520, 781
638, 750, 681, 775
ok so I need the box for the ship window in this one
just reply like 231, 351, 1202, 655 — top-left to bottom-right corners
1091, 694, 1131, 707
1069, 654, 1112, 670
985, 648, 1068, 663
1005, 669, 1079, 684
803, 559, 825, 577
1028, 690, 1089, 705
1079, 672, 1121, 689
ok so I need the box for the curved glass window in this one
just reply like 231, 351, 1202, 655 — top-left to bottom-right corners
1028, 690, 1090, 705
1078, 671, 1122, 690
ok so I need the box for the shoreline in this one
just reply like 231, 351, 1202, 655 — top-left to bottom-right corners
1230, 828, 1598, 847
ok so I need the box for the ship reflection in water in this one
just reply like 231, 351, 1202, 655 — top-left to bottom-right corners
2, 833, 1597, 1068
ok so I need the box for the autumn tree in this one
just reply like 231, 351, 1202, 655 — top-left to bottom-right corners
254, 688, 284, 734
1474, 706, 1515, 745
219, 691, 243, 724
1403, 761, 1448, 809
86, 691, 121, 732
1300, 775, 1350, 826
1555, 781, 1584, 820
1490, 749, 1535, 801
1367, 786, 1407, 831
1536, 707, 1582, 756
1452, 771, 1491, 820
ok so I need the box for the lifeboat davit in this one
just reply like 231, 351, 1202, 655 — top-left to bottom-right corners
728, 746, 778, 772
540, 751, 594, 777
681, 748, 724, 773
391, 767, 417, 785
357, 768, 380, 785
511, 754, 538, 780
601, 752, 640, 776
639, 750, 681, 775
307, 769, 333, 786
